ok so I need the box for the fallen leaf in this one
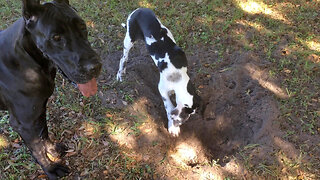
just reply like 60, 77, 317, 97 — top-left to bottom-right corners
308, 54, 320, 63
66, 151, 77, 157
297, 174, 303, 180
47, 153, 60, 162
38, 174, 47, 179
106, 113, 113, 118
283, 68, 291, 74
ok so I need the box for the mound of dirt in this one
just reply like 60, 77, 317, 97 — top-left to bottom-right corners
98, 43, 295, 178
185, 50, 286, 174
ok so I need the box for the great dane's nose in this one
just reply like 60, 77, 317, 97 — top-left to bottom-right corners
83, 60, 102, 74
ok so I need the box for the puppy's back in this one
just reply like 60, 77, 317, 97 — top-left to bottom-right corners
128, 8, 163, 40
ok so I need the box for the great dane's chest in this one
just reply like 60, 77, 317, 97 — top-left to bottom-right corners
0, 52, 56, 97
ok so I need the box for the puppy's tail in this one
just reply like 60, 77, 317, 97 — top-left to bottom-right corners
121, 23, 126, 28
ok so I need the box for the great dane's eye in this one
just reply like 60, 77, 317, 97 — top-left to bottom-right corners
52, 35, 61, 42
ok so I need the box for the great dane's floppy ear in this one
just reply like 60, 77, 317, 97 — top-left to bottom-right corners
54, 0, 69, 5
22, 0, 41, 21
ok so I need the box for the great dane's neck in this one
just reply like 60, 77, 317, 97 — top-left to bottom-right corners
17, 18, 56, 77
23, 27, 55, 71
2, 18, 51, 69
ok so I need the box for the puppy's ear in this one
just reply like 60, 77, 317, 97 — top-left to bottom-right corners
22, 0, 41, 21
54, 0, 69, 5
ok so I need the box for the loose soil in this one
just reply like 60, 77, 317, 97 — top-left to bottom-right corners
86, 41, 318, 179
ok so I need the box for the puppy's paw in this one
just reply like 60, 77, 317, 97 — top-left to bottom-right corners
116, 71, 124, 82
44, 163, 70, 180
168, 125, 180, 137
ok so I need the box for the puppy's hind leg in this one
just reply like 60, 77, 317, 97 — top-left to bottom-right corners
117, 31, 134, 82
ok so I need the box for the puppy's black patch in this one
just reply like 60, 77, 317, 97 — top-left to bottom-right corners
157, 60, 168, 72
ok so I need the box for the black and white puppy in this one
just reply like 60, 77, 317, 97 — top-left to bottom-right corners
117, 8, 200, 136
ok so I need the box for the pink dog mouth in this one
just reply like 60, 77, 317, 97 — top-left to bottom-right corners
77, 78, 97, 97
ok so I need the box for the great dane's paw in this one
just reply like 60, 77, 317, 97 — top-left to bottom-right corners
45, 142, 68, 161
54, 143, 68, 157
45, 163, 70, 180
168, 125, 180, 137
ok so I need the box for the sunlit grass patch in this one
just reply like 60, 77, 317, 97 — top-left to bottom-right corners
305, 40, 320, 52
138, 0, 155, 8
0, 135, 9, 149
236, 0, 288, 23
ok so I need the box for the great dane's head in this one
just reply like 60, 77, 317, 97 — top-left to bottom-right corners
170, 81, 201, 126
22, 0, 101, 96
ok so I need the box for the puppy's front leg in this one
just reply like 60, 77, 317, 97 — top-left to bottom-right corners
117, 32, 134, 82
167, 116, 180, 137
158, 82, 180, 137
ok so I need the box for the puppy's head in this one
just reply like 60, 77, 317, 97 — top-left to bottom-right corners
170, 81, 201, 126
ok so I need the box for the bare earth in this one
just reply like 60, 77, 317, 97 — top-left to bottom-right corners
70, 40, 317, 179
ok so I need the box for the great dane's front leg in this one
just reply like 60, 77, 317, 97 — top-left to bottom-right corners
158, 80, 180, 137
9, 97, 69, 180
0, 96, 7, 110
117, 32, 134, 82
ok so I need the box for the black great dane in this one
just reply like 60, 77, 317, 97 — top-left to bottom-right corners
0, 0, 101, 179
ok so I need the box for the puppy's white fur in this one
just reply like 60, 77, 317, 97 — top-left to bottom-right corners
117, 8, 198, 136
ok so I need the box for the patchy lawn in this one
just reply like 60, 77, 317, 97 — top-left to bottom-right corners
0, 0, 319, 179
